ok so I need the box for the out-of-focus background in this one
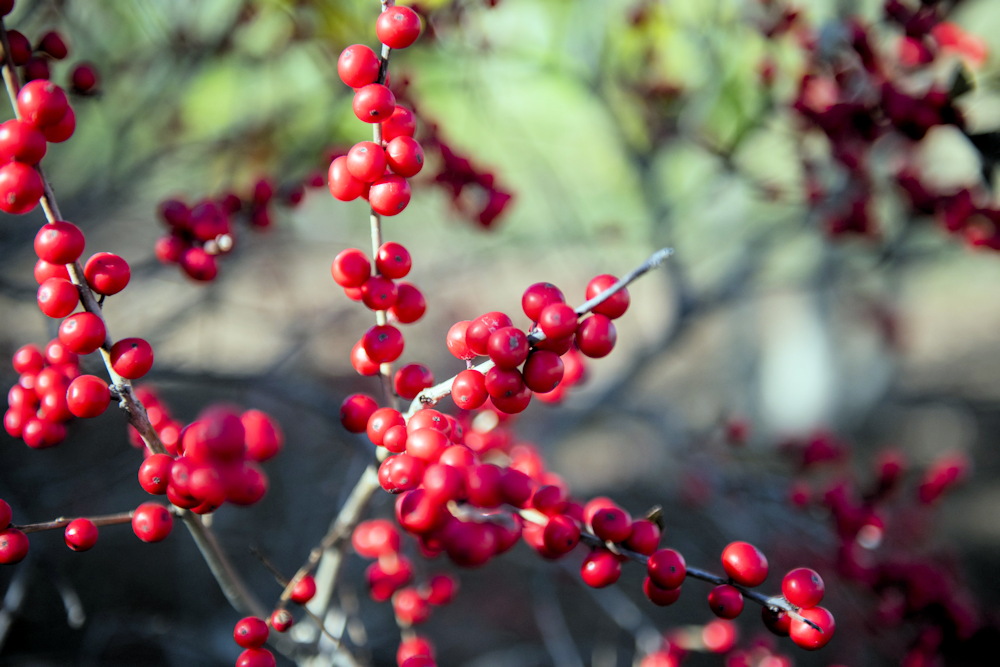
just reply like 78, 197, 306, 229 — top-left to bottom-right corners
3, 0, 1000, 665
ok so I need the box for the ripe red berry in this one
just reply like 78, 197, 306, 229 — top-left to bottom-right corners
58, 312, 107, 354
466, 312, 514, 357
405, 427, 449, 462
270, 608, 294, 633
236, 648, 276, 667
109, 337, 154, 379
337, 44, 381, 88
394, 363, 434, 400
385, 136, 424, 177
425, 574, 457, 605
451, 369, 488, 410
179, 247, 218, 281
351, 339, 380, 376
369, 174, 411, 216
543, 515, 581, 555
131, 502, 173, 542
376, 6, 423, 49
16, 80, 69, 127
0, 528, 29, 564
586, 274, 630, 319
393, 587, 431, 626
70, 62, 99, 94
589, 506, 632, 543
575, 314, 617, 358
781, 567, 825, 608
83, 252, 131, 295
707, 584, 744, 619
328, 155, 367, 201
353, 84, 396, 123
360, 275, 399, 311
644, 577, 683, 606
233, 616, 270, 649
580, 549, 622, 587
138, 453, 173, 495
39, 107, 76, 143
362, 324, 405, 363
4, 30, 30, 64
521, 350, 564, 393
64, 517, 98, 551
339, 393, 379, 434
37, 31, 69, 60
490, 385, 532, 414
36, 277, 79, 318
388, 282, 426, 324
721, 541, 769, 587
331, 248, 371, 288
0, 119, 46, 164
647, 548, 686, 589
789, 605, 835, 650
761, 606, 791, 636
0, 161, 43, 214
522, 282, 566, 322
484, 366, 524, 400
0, 499, 11, 529
290, 574, 317, 604
446, 321, 475, 360
538, 302, 578, 340
381, 105, 416, 141
624, 519, 661, 555
34, 221, 86, 265
346, 141, 387, 183
66, 374, 110, 418
487, 326, 529, 369
12, 344, 45, 374
242, 410, 284, 462
375, 242, 412, 280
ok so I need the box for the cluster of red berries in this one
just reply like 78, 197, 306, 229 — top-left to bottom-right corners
0, 7, 99, 94
228, 570, 322, 667
0, 78, 75, 213
132, 389, 282, 514
328, 6, 424, 216
153, 172, 327, 281
5, 341, 81, 448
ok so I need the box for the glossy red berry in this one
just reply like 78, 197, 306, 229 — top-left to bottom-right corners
393, 587, 431, 626
451, 369, 488, 410
328, 155, 366, 201
375, 241, 412, 279
270, 608, 294, 633
580, 550, 622, 587
538, 302, 578, 340
17, 80, 69, 127
339, 393, 378, 433
487, 326, 529, 369
236, 647, 276, 667
586, 274, 630, 319
721, 541, 769, 587
446, 321, 475, 360
138, 453, 173, 495
0, 499, 11, 529
382, 105, 416, 142
4, 30, 30, 64
707, 584, 744, 619
360, 275, 399, 311
624, 519, 661, 555
37, 31, 69, 60
385, 136, 424, 177
376, 6, 423, 49
761, 606, 791, 636
35, 221, 86, 265
131, 502, 173, 542
179, 247, 218, 281
58, 312, 107, 354
405, 427, 449, 462
36, 277, 79, 318
290, 574, 317, 604
331, 248, 371, 288
109, 337, 154, 379
64, 517, 98, 551
0, 119, 46, 164
644, 577, 683, 606
466, 312, 514, 357
351, 340, 380, 376
575, 314, 617, 358
0, 161, 43, 214
346, 141, 387, 183
789, 605, 835, 650
543, 515, 581, 555
782, 567, 825, 609
589, 506, 632, 543
337, 44, 381, 88
12, 344, 45, 374
83, 252, 131, 295
0, 528, 29, 564
369, 174, 411, 216
647, 548, 686, 589
394, 363, 434, 400
39, 107, 75, 143
353, 84, 396, 123
70, 63, 99, 94
66, 374, 110, 418
388, 282, 426, 324
362, 324, 405, 363
233, 616, 269, 649
242, 410, 284, 462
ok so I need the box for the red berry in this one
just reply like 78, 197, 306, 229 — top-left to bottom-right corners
624, 519, 661, 555
543, 515, 581, 555
376, 6, 423, 49
346, 141, 387, 183
0, 119, 47, 164
761, 606, 791, 636
366, 407, 405, 447
34, 221, 86, 265
34, 258, 70, 284
83, 252, 131, 295
781, 567, 825, 608
12, 344, 45, 374
242, 410, 284, 462
393, 587, 431, 626
589, 506, 632, 543
138, 453, 173, 495
4, 30, 30, 64
179, 247, 218, 281
0, 528, 29, 563
131, 502, 173, 542
484, 366, 524, 400
16, 79, 69, 127
109, 337, 154, 379
789, 605, 835, 650
521, 350, 564, 393
64, 517, 98, 551
236, 648, 276, 667
339, 393, 378, 433
425, 574, 457, 605
385, 136, 424, 177
360, 275, 398, 311
66, 374, 110, 418
290, 574, 317, 604
538, 302, 578, 340
382, 105, 416, 141
405, 427, 449, 462
585, 274, 630, 319
388, 282, 426, 324
22, 57, 50, 83
328, 155, 366, 201
353, 84, 396, 123
707, 584, 744, 619
446, 321, 475, 360
36, 277, 79, 318
575, 314, 617, 358
721, 541, 769, 587
351, 340, 380, 376
647, 548, 686, 589
45, 339, 78, 367
0, 499, 11, 528
580, 550, 622, 587
338, 44, 381, 88
39, 107, 76, 143
451, 369, 488, 411
490, 385, 532, 414
37, 31, 69, 60
270, 608, 294, 633
466, 312, 513, 357
487, 326, 529, 369
70, 62, 99, 94
58, 312, 107, 354
331, 248, 371, 288
394, 363, 434, 400
644, 577, 682, 606
369, 174, 411, 216
0, 161, 43, 214
521, 282, 565, 322
362, 324, 405, 363
375, 241, 412, 279
352, 519, 401, 558
233, 616, 269, 649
